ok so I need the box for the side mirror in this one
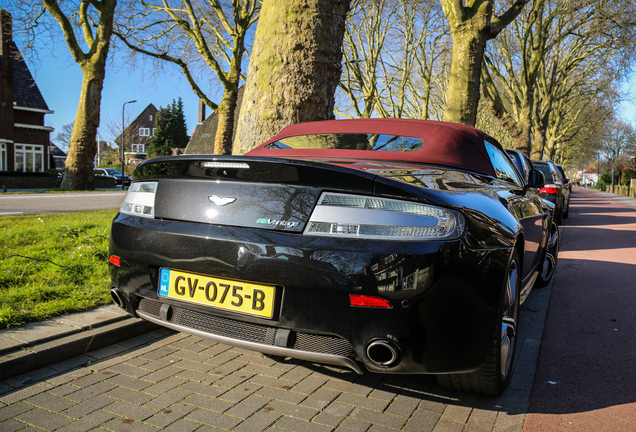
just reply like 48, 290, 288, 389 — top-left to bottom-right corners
527, 169, 545, 189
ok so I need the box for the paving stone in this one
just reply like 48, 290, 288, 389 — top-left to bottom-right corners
62, 394, 115, 418
184, 407, 243, 429
161, 418, 201, 432
274, 415, 333, 432
0, 382, 53, 405
351, 406, 407, 429
140, 346, 181, 361
16, 407, 73, 429
108, 362, 152, 378
440, 404, 473, 425
183, 393, 233, 413
225, 394, 270, 419
174, 368, 220, 384
25, 392, 76, 412
334, 417, 373, 432
384, 393, 420, 418
143, 389, 192, 411
66, 370, 116, 389
0, 401, 33, 422
104, 400, 157, 421
66, 382, 117, 403
100, 416, 160, 432
145, 402, 197, 428
143, 376, 188, 396
311, 401, 354, 428
0, 418, 29, 432
214, 370, 254, 390
105, 386, 155, 405
55, 409, 115, 432
232, 409, 281, 432
263, 399, 320, 421
432, 418, 465, 432
464, 410, 497, 432
334, 392, 390, 412
105, 374, 154, 391
141, 365, 182, 385
289, 374, 329, 396
256, 385, 307, 405
402, 409, 441, 432
324, 379, 374, 397
300, 387, 342, 410
219, 381, 261, 403
180, 381, 226, 398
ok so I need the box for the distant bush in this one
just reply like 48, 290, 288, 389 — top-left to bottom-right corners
620, 168, 635, 186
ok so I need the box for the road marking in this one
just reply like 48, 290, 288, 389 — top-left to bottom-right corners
0, 212, 24, 215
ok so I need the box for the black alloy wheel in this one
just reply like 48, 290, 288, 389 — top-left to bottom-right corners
536, 222, 559, 287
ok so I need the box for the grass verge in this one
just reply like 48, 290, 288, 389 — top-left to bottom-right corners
0, 210, 117, 328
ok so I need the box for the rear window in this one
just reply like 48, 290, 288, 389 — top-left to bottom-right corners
533, 162, 554, 182
265, 133, 423, 152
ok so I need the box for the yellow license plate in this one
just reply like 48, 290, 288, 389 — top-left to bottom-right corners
158, 268, 276, 319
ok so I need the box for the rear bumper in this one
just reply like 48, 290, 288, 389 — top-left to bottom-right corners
109, 213, 510, 374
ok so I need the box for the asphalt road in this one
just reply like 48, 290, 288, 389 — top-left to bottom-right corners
0, 191, 126, 216
525, 187, 636, 431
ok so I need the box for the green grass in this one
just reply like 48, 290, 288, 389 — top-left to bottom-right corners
0, 210, 118, 328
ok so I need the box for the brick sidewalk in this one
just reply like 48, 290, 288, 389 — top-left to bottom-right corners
0, 279, 550, 431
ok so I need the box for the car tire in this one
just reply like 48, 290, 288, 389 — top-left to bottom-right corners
535, 222, 559, 287
437, 249, 520, 396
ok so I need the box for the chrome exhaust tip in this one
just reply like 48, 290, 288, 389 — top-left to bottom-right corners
110, 288, 125, 308
366, 340, 400, 367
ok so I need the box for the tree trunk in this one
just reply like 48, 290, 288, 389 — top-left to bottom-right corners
234, 0, 351, 154
44, 0, 116, 190
61, 66, 106, 189
443, 30, 487, 126
213, 86, 239, 155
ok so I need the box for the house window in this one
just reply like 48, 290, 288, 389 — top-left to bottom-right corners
139, 128, 150, 136
15, 144, 44, 172
0, 143, 6, 171
131, 144, 145, 153
149, 115, 153, 121
152, 128, 156, 136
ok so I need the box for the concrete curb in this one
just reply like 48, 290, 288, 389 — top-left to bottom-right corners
0, 316, 158, 381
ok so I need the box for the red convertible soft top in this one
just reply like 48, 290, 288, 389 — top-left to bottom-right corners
246, 118, 499, 177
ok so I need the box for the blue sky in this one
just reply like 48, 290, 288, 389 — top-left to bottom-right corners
24, 40, 204, 150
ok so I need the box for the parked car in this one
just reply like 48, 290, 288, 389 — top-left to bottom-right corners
95, 168, 131, 186
505, 149, 534, 184
555, 164, 573, 192
531, 159, 570, 223
109, 119, 560, 396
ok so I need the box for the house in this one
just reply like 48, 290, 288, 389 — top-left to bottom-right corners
48, 142, 66, 169
116, 103, 161, 166
0, 10, 54, 172
185, 87, 244, 154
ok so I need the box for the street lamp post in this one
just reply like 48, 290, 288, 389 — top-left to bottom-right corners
121, 100, 137, 190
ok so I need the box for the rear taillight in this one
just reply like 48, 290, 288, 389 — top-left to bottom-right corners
350, 294, 393, 308
120, 181, 158, 218
109, 255, 121, 266
304, 192, 465, 241
539, 187, 559, 196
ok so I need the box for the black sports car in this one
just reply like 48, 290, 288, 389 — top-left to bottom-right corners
109, 119, 559, 395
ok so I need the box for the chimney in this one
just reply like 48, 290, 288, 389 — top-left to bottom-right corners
198, 98, 206, 124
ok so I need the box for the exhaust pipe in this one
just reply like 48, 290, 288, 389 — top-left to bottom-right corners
111, 288, 126, 308
366, 340, 400, 367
